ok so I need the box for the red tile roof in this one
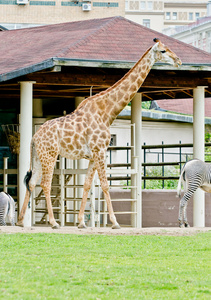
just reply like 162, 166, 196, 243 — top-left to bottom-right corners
1, 16, 211, 82
156, 98, 211, 118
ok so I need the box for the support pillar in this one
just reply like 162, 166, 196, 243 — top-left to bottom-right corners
193, 86, 205, 227
75, 98, 86, 195
75, 97, 89, 224
19, 81, 35, 227
131, 93, 142, 228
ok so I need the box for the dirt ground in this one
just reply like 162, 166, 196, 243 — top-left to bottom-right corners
0, 226, 211, 236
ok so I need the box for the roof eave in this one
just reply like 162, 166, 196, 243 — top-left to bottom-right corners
0, 58, 55, 83
1, 57, 211, 83
54, 58, 211, 71
119, 109, 211, 124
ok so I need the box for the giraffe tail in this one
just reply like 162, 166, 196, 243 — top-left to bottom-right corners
24, 171, 32, 192
23, 139, 34, 192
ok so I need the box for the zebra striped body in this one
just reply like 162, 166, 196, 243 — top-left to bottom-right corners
0, 192, 15, 226
177, 159, 211, 227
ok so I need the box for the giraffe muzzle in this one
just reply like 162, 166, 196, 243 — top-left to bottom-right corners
174, 58, 182, 67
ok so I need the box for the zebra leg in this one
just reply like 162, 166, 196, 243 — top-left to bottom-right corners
178, 184, 198, 228
0, 197, 8, 226
178, 198, 186, 228
8, 204, 15, 226
0, 217, 7, 226
183, 201, 190, 228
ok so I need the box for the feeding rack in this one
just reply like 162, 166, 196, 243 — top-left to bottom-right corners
1, 124, 20, 154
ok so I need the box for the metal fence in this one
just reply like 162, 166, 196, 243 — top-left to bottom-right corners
143, 142, 211, 189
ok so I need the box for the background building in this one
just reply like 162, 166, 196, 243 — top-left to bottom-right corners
125, 0, 209, 32
167, 15, 211, 53
0, 0, 124, 29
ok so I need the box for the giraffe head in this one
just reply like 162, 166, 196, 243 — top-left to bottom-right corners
152, 38, 182, 67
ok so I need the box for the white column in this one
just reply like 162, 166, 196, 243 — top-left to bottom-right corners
75, 98, 86, 193
193, 86, 205, 227
19, 81, 35, 227
131, 93, 142, 228
75, 97, 89, 224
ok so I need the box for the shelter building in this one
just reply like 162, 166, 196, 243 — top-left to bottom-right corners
0, 16, 211, 227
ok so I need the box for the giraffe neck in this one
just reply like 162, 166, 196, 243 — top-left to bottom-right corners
77, 46, 155, 126
99, 47, 154, 125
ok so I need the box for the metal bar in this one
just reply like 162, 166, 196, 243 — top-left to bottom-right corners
142, 176, 179, 180
142, 162, 179, 166
143, 143, 146, 189
3, 157, 8, 193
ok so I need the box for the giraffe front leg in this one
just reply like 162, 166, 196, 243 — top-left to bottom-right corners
94, 153, 120, 229
103, 190, 120, 229
78, 190, 88, 229
78, 160, 96, 229
41, 182, 60, 229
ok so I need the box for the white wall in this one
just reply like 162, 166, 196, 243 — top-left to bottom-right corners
109, 119, 193, 165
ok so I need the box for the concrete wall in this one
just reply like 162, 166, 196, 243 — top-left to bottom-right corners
109, 189, 211, 227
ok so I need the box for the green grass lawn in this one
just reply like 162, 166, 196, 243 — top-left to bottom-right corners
0, 232, 210, 300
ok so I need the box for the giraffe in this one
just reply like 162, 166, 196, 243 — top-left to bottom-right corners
16, 38, 182, 229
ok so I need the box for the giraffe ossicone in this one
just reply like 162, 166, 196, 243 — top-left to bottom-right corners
16, 39, 181, 229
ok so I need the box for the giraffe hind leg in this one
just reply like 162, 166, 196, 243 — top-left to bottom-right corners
17, 157, 42, 227
94, 152, 120, 229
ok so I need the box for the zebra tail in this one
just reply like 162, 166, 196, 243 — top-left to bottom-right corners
177, 165, 186, 198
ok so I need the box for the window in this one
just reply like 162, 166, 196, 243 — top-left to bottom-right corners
172, 12, 177, 20
195, 12, 200, 20
143, 19, 150, 28
125, 1, 129, 10
189, 13, 193, 21
140, 1, 146, 9
110, 134, 117, 146
166, 12, 171, 20
147, 1, 153, 10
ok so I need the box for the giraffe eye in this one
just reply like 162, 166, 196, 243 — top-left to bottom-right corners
161, 50, 166, 53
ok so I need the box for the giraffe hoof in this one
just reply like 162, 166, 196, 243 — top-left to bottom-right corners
112, 223, 121, 229
16, 221, 24, 227
52, 223, 60, 229
78, 223, 87, 229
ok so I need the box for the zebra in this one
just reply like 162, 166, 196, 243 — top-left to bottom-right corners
0, 192, 15, 226
177, 158, 210, 228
